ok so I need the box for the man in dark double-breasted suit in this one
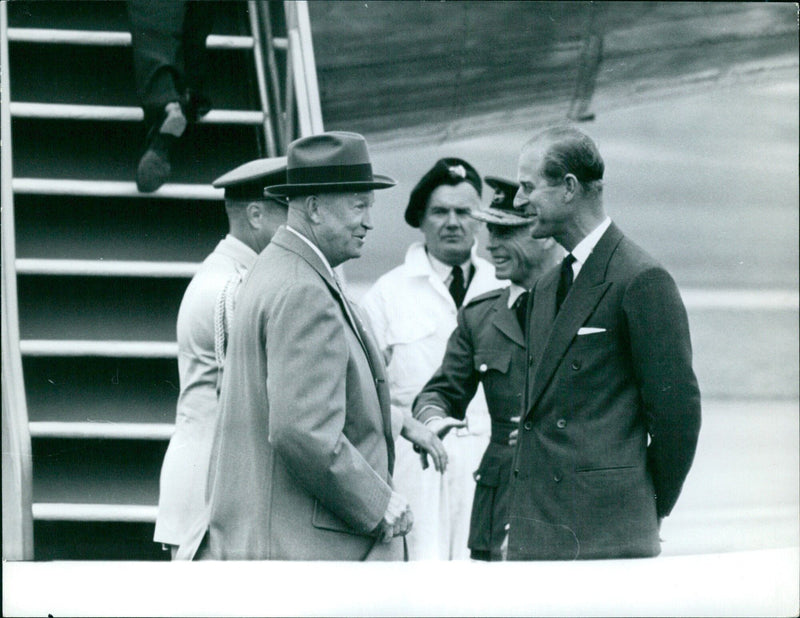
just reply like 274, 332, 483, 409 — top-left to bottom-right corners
508, 126, 702, 560
413, 177, 562, 560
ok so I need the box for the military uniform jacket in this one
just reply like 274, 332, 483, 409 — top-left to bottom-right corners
180, 226, 402, 561
414, 286, 526, 558
508, 223, 701, 560
154, 235, 255, 546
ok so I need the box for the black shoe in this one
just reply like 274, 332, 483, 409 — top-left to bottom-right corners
136, 102, 186, 193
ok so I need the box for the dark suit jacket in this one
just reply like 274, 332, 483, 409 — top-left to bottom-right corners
508, 223, 701, 560
413, 287, 526, 558
180, 226, 402, 561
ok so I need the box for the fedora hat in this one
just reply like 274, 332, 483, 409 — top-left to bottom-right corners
470, 176, 532, 227
266, 131, 396, 197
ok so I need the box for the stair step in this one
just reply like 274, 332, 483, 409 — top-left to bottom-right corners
29, 421, 173, 441
13, 178, 222, 200
32, 503, 157, 523
6, 27, 273, 50
10, 102, 265, 124
20, 340, 178, 358
8, 27, 288, 50
16, 258, 199, 278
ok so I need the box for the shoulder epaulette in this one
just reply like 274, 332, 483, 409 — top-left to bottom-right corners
464, 287, 505, 308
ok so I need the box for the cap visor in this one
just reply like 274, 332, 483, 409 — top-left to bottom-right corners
470, 209, 532, 226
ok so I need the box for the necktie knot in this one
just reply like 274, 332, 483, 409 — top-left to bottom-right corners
449, 265, 467, 308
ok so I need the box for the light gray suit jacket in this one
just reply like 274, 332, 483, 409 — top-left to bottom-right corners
180, 225, 401, 560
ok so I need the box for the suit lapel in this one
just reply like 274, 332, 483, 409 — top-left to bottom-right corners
492, 289, 525, 348
526, 224, 624, 416
351, 305, 395, 472
272, 226, 395, 471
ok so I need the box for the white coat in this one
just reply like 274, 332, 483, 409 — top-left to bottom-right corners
360, 241, 505, 559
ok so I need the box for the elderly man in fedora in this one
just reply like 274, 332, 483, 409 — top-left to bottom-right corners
178, 131, 448, 561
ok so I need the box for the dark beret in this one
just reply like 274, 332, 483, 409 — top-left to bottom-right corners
404, 157, 482, 228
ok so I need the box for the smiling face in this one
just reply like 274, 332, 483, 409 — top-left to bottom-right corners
514, 143, 571, 242
313, 191, 374, 267
486, 222, 558, 288
419, 182, 481, 266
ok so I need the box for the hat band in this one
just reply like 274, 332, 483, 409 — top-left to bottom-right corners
287, 163, 374, 185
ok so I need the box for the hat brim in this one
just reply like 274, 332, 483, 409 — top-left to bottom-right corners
470, 208, 532, 226
265, 175, 396, 197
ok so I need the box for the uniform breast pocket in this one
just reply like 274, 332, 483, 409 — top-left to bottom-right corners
474, 350, 511, 376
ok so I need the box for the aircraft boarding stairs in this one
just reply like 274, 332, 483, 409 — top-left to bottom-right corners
1, 0, 322, 560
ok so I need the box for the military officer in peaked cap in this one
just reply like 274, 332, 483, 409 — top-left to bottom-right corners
361, 158, 503, 560
412, 176, 562, 560
154, 156, 288, 557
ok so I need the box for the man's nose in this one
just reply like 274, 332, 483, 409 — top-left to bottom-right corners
445, 209, 460, 226
513, 187, 528, 209
362, 207, 374, 230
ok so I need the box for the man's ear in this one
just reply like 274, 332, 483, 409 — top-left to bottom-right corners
246, 201, 264, 229
305, 195, 322, 223
563, 173, 579, 202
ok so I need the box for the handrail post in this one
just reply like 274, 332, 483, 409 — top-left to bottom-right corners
1, 0, 35, 561
247, 0, 277, 156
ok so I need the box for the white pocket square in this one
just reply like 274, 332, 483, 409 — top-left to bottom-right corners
577, 327, 607, 335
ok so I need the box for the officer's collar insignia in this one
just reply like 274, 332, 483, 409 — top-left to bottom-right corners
491, 190, 505, 205
448, 164, 467, 179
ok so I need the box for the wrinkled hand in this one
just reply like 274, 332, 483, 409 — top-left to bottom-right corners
377, 505, 414, 543
402, 417, 450, 472
508, 416, 520, 447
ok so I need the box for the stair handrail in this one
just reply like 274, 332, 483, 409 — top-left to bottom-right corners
247, 0, 278, 156
1, 0, 35, 561
285, 0, 324, 137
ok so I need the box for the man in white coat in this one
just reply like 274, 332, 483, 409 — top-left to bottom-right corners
153, 157, 287, 557
360, 157, 504, 560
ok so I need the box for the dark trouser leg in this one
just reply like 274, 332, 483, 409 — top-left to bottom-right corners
127, 0, 188, 127
181, 1, 215, 120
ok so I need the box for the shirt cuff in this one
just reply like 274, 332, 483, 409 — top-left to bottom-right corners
415, 404, 447, 425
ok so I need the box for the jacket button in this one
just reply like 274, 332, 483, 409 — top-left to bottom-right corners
523, 421, 532, 431
553, 473, 562, 483
528, 355, 535, 366
474, 472, 481, 482
479, 363, 488, 373
556, 418, 567, 429
571, 360, 581, 371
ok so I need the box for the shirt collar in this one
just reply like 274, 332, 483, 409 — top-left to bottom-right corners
285, 225, 335, 278
570, 216, 612, 275
507, 283, 527, 308
426, 248, 473, 284
218, 234, 259, 268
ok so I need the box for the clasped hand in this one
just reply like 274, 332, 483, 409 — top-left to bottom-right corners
376, 499, 413, 543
